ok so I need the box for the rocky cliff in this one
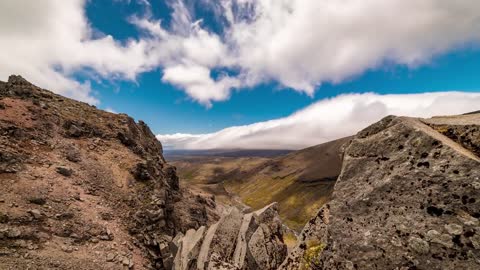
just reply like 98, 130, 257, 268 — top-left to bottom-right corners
280, 115, 480, 269
2, 75, 479, 270
0, 75, 220, 269
172, 203, 287, 270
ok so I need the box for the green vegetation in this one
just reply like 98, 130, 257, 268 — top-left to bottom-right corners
179, 169, 195, 181
283, 230, 298, 250
302, 241, 326, 269
172, 139, 346, 231
225, 175, 334, 231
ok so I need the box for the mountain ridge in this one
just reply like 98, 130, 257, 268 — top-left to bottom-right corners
1, 75, 479, 269
281, 114, 480, 269
172, 136, 351, 231
0, 75, 221, 269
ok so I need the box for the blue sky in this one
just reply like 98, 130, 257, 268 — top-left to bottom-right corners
85, 1, 480, 134
93, 48, 480, 135
1, 0, 480, 149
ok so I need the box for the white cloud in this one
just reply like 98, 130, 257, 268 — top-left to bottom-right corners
128, 0, 480, 105
0, 0, 231, 105
131, 12, 237, 105
222, 0, 480, 93
0, 0, 479, 106
104, 107, 118, 114
162, 64, 240, 106
156, 91, 480, 149
0, 0, 156, 104
157, 133, 207, 149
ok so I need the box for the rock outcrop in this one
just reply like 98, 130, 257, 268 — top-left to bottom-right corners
281, 115, 480, 269
3, 74, 479, 270
172, 203, 287, 270
0, 75, 218, 269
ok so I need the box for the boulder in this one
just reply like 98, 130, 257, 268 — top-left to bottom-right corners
197, 223, 219, 269
208, 207, 244, 262
65, 145, 81, 162
173, 226, 206, 270
55, 166, 73, 177
28, 209, 42, 219
172, 204, 287, 270
28, 196, 46, 205
232, 213, 254, 268
280, 115, 480, 270
131, 162, 151, 181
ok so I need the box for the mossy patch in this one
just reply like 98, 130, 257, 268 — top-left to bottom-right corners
225, 176, 334, 231
283, 231, 298, 250
302, 241, 326, 269
180, 170, 195, 181
432, 125, 450, 134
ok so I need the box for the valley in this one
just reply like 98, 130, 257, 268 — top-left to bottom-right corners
170, 137, 350, 231
1, 76, 479, 269
2, 1, 479, 269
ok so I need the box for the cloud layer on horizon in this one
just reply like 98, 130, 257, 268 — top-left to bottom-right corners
0, 0, 480, 106
157, 91, 480, 150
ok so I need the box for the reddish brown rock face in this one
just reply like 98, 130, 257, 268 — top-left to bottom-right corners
0, 75, 218, 269
3, 75, 479, 270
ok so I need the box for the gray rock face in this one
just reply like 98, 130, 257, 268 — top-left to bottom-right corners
280, 115, 480, 270
172, 203, 287, 270
174, 226, 206, 269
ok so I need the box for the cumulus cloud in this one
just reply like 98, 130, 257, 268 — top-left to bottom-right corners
0, 0, 151, 104
162, 64, 240, 106
222, 0, 480, 94
147, 0, 480, 103
1, 0, 480, 106
0, 0, 233, 105
157, 92, 480, 149
0, 0, 219, 104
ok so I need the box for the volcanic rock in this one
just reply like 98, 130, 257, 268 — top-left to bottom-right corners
0, 75, 218, 269
172, 203, 287, 270
55, 166, 73, 177
280, 114, 480, 270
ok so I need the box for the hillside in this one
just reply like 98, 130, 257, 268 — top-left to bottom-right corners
164, 149, 293, 161
172, 156, 269, 213
172, 137, 351, 231
0, 75, 221, 269
166, 112, 480, 269
0, 75, 294, 270
281, 114, 480, 269
3, 74, 478, 269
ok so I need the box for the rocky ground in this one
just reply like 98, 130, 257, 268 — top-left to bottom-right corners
172, 203, 287, 270
1, 75, 479, 270
281, 115, 480, 270
0, 75, 221, 269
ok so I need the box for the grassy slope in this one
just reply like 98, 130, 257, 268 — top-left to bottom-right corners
172, 137, 351, 231
173, 157, 269, 210
226, 175, 335, 230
